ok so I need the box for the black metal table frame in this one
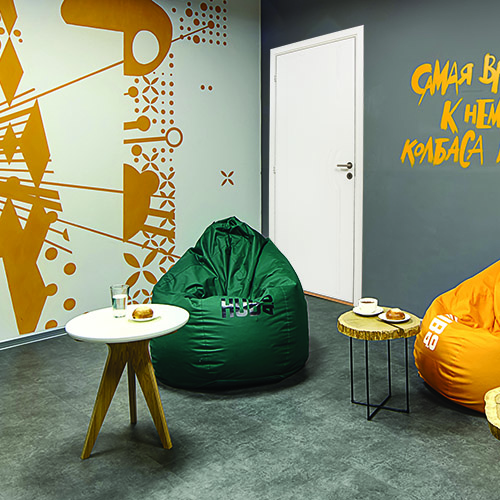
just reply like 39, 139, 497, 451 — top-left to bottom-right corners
349, 336, 410, 420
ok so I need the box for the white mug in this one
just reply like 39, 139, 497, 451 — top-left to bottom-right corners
358, 297, 378, 314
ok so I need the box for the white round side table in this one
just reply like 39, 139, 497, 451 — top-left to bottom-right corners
65, 304, 189, 459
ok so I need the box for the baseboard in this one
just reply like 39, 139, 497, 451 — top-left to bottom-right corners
0, 328, 67, 351
304, 291, 353, 306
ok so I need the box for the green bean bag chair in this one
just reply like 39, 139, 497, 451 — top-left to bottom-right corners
150, 216, 309, 389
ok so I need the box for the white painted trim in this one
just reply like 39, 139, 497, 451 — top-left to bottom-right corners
269, 25, 364, 305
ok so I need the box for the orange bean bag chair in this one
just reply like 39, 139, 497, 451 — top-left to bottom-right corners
414, 260, 500, 413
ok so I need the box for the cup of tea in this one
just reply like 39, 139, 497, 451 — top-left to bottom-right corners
110, 284, 129, 317
358, 297, 378, 314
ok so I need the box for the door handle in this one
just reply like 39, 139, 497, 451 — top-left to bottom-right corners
336, 162, 353, 170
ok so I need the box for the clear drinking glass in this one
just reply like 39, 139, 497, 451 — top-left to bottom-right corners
110, 284, 129, 317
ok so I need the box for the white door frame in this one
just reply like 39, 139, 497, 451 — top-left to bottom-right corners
269, 25, 364, 305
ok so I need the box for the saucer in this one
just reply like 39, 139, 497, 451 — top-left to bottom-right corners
127, 313, 161, 322
353, 306, 384, 317
378, 311, 410, 323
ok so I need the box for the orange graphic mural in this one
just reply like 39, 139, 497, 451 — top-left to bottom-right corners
0, 0, 231, 336
0, 0, 61, 334
60, 0, 173, 76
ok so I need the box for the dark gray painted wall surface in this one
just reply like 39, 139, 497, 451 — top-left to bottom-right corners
261, 0, 500, 317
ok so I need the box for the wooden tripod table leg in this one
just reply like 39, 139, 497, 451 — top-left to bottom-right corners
81, 343, 128, 460
129, 340, 172, 449
127, 361, 137, 425
81, 340, 172, 459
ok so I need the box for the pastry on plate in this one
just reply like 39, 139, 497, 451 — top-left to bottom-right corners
386, 308, 405, 320
132, 305, 154, 319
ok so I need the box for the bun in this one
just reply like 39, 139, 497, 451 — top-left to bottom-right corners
386, 308, 405, 320
132, 305, 154, 319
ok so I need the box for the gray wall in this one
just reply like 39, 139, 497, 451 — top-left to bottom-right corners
261, 0, 500, 317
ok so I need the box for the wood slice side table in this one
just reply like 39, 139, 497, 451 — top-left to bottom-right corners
65, 304, 189, 459
337, 308, 421, 420
485, 387, 500, 441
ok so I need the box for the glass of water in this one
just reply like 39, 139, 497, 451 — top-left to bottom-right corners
110, 284, 129, 317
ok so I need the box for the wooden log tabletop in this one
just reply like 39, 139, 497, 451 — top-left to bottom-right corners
337, 307, 421, 341
484, 387, 500, 441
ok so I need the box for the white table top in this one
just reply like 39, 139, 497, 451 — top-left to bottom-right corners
65, 304, 189, 344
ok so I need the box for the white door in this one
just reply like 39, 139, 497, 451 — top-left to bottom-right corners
269, 27, 363, 304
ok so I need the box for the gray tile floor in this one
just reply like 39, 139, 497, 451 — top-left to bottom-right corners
1, 296, 499, 500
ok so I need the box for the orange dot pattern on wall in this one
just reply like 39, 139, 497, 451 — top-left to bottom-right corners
13, 28, 22, 43
64, 298, 76, 311
64, 262, 76, 275
173, 0, 228, 47
45, 247, 58, 261
124, 67, 181, 304
121, 1, 232, 303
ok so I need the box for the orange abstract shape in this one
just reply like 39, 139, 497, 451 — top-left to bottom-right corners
0, 176, 62, 212
143, 249, 157, 266
45, 247, 58, 260
0, 0, 18, 34
143, 270, 156, 284
0, 38, 23, 104
124, 115, 150, 132
130, 287, 151, 305
132, 146, 143, 158
142, 223, 175, 243
64, 262, 76, 275
126, 271, 140, 287
2, 123, 18, 162
60, 0, 172, 76
123, 163, 158, 240
45, 320, 58, 329
124, 249, 159, 288
125, 86, 139, 97
123, 164, 174, 243
64, 298, 76, 310
19, 101, 51, 187
221, 170, 234, 186
165, 127, 183, 148
0, 199, 57, 334
124, 252, 140, 268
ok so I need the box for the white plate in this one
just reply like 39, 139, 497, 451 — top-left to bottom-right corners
127, 310, 160, 322
378, 311, 410, 323
353, 306, 384, 317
